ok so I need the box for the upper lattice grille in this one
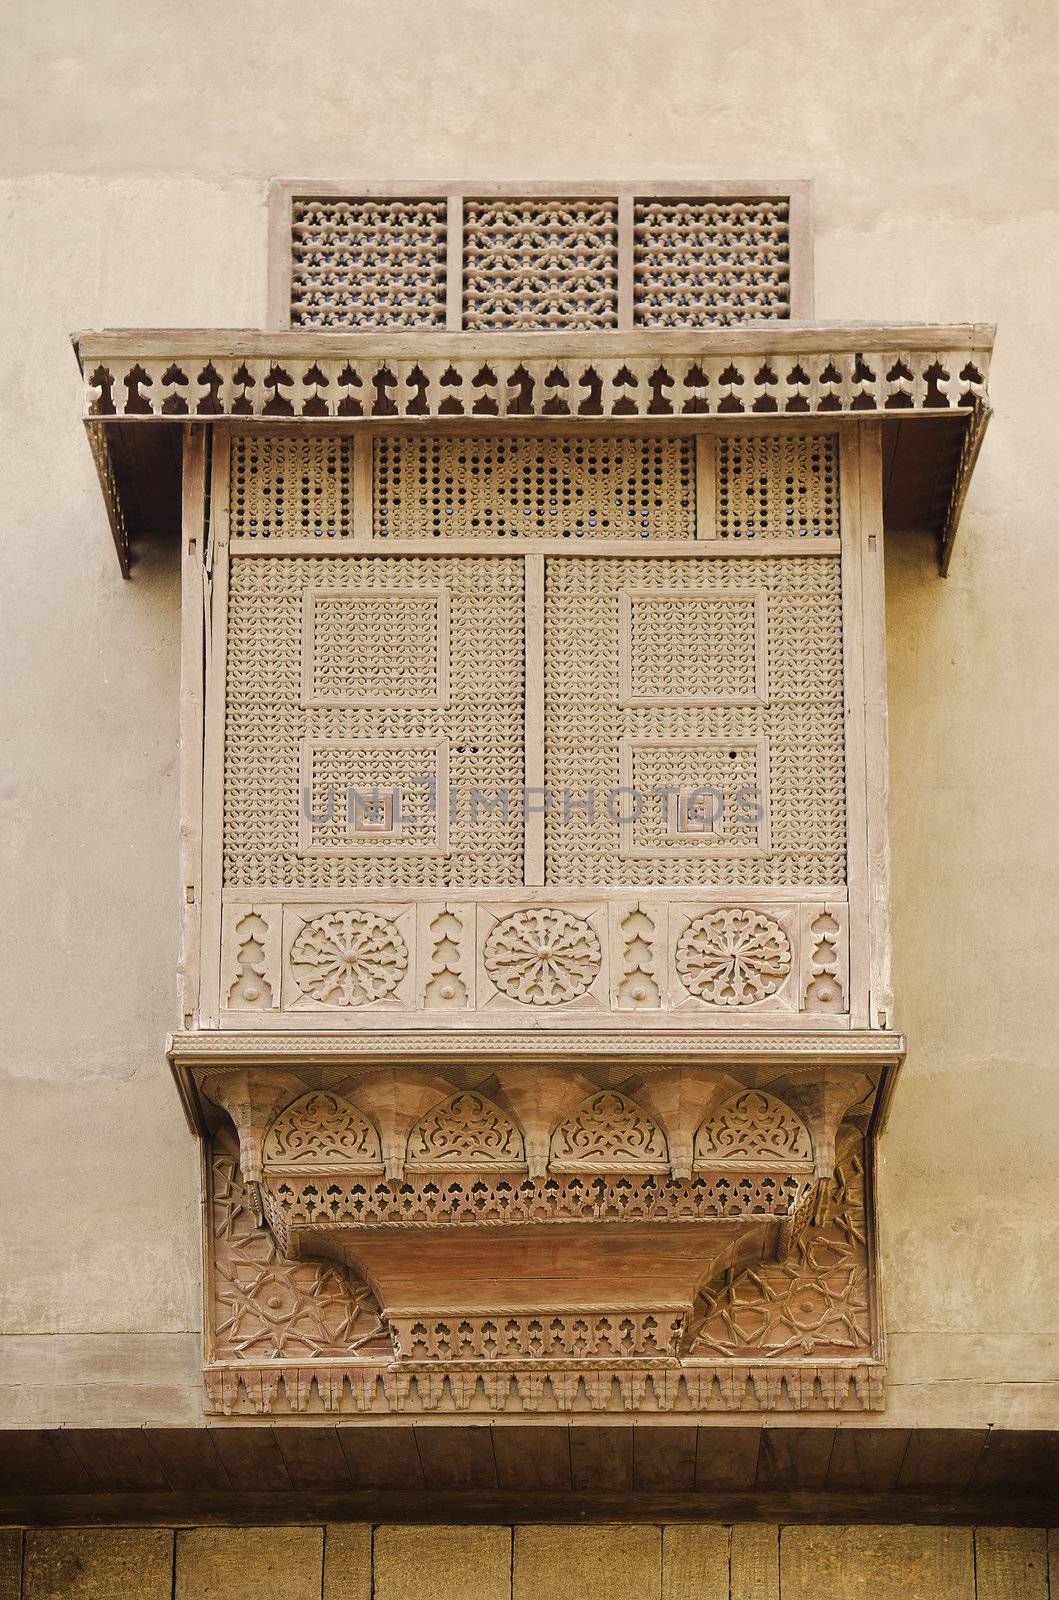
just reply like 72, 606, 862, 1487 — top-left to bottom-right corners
461, 199, 619, 330
290, 198, 447, 329
717, 434, 839, 539
230, 434, 355, 538
279, 187, 806, 329
633, 199, 791, 326
374, 435, 695, 540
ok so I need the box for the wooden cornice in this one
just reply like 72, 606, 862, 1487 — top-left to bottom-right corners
72, 323, 993, 576
2, 1424, 1056, 1527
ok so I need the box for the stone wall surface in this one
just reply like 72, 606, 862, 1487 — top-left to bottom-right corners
0, 1524, 1055, 1600
0, 0, 1057, 1429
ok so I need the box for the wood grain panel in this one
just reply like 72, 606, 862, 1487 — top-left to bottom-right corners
569, 1426, 634, 1491
492, 1427, 571, 1491
208, 1427, 293, 1492
146, 1429, 232, 1493
415, 1426, 497, 1491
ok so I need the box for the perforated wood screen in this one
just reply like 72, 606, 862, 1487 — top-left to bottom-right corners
230, 433, 356, 538
290, 198, 448, 329
272, 183, 811, 331
633, 198, 792, 326
373, 435, 696, 540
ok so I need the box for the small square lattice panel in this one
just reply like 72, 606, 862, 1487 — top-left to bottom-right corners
290, 198, 448, 328
373, 435, 695, 540
623, 739, 767, 856
461, 198, 620, 329
302, 587, 448, 707
230, 434, 355, 538
620, 589, 766, 705
717, 434, 839, 539
633, 198, 792, 326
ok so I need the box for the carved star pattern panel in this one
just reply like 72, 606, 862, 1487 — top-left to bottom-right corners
633, 197, 792, 327
290, 198, 448, 329
208, 1130, 389, 1362
685, 1135, 872, 1359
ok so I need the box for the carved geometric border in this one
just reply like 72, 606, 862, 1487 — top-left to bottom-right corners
203, 1359, 884, 1415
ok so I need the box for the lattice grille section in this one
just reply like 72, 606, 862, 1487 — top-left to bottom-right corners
462, 199, 619, 330
224, 556, 524, 887
633, 199, 791, 326
628, 744, 763, 854
625, 592, 761, 702
305, 590, 442, 704
717, 434, 839, 539
290, 198, 447, 328
544, 556, 846, 886
230, 434, 355, 538
374, 435, 695, 540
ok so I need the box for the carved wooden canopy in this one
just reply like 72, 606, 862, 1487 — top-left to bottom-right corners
78, 196, 991, 1419
74, 323, 992, 577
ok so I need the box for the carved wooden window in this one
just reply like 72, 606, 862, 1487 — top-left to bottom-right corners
202, 420, 879, 1032
269, 182, 812, 331
83, 193, 992, 1422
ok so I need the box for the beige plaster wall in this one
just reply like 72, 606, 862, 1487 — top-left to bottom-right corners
1, 0, 1056, 1428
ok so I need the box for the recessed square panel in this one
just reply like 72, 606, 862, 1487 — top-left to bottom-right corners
298, 738, 449, 856
302, 587, 449, 707
619, 736, 769, 858
619, 588, 766, 707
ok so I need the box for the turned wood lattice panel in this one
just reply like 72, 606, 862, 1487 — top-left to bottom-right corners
273, 183, 810, 331
290, 198, 448, 329
544, 555, 846, 886
230, 433, 356, 538
633, 198, 791, 327
373, 435, 696, 541
717, 433, 839, 540
220, 428, 846, 897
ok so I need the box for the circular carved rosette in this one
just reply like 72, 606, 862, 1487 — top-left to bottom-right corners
483, 907, 602, 1006
290, 910, 408, 1006
676, 908, 792, 1006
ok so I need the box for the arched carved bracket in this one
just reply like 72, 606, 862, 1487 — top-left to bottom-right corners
196, 1056, 886, 1414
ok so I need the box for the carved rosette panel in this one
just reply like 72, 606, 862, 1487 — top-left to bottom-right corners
208, 1132, 389, 1362
222, 895, 845, 1023
483, 907, 603, 1006
289, 909, 408, 1006
676, 908, 793, 1005
406, 1092, 525, 1167
695, 1090, 813, 1167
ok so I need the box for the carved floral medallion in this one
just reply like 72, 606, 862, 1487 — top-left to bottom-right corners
483, 907, 602, 1005
676, 908, 792, 1005
290, 909, 408, 1006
